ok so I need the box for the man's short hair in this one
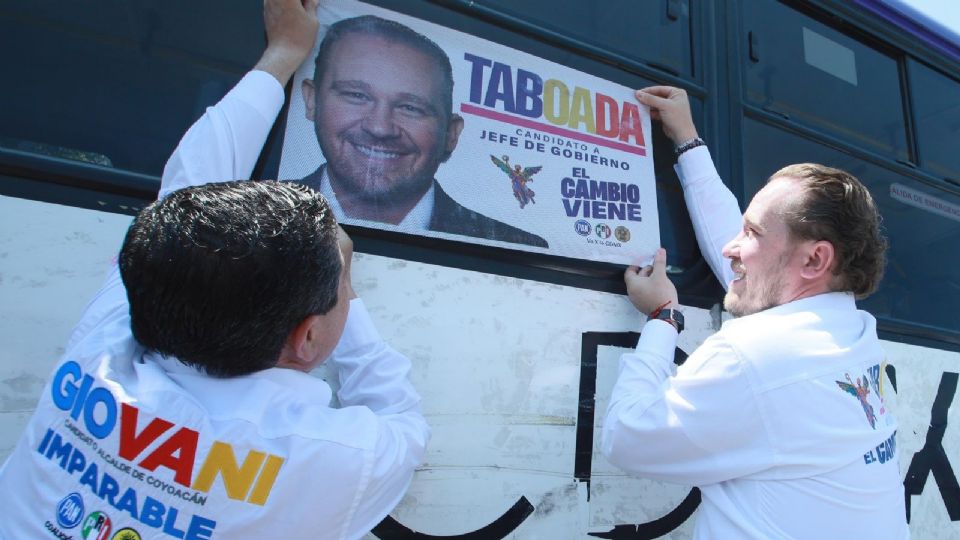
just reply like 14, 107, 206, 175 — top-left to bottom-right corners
313, 15, 454, 118
772, 164, 888, 299
119, 181, 341, 377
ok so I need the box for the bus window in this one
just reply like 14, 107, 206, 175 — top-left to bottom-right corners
0, 1, 264, 178
741, 0, 909, 161
469, 0, 694, 78
909, 60, 960, 183
741, 117, 960, 342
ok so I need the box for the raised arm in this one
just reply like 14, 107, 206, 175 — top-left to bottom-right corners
159, 0, 319, 197
636, 86, 741, 290
326, 228, 430, 535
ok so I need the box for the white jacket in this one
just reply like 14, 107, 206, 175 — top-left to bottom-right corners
0, 71, 429, 540
602, 146, 908, 539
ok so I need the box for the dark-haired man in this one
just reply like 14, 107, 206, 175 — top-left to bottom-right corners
0, 1, 428, 538
297, 14, 548, 248
601, 86, 908, 538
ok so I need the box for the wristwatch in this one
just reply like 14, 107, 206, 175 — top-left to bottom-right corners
654, 308, 685, 333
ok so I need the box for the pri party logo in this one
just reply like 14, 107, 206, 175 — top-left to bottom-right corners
595, 223, 612, 239
82, 511, 113, 540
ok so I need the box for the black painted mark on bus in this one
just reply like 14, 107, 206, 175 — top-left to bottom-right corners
575, 331, 696, 537
885, 363, 897, 394
588, 488, 701, 539
371, 496, 535, 539
903, 371, 960, 522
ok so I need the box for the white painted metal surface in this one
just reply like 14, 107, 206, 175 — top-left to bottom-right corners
2, 194, 957, 538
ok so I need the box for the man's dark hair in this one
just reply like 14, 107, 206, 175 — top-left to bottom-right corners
313, 15, 454, 119
119, 181, 341, 377
772, 163, 888, 299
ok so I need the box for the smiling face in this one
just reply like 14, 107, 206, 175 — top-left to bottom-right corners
721, 176, 808, 317
303, 32, 463, 211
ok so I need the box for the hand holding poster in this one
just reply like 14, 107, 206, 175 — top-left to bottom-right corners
280, 0, 660, 266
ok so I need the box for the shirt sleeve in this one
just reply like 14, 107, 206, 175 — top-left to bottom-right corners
601, 320, 774, 486
328, 299, 431, 536
673, 146, 742, 290
159, 70, 285, 198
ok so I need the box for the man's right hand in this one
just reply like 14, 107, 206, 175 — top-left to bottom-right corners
337, 225, 358, 300
254, 0, 320, 86
635, 86, 699, 146
624, 248, 679, 316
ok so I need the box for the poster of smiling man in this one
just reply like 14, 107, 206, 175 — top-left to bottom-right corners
280, 0, 659, 265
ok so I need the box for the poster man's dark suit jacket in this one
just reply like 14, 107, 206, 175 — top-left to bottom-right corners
299, 166, 548, 248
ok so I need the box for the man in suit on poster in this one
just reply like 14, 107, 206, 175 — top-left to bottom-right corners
298, 14, 548, 248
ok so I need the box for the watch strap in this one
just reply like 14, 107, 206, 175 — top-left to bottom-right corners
654, 308, 685, 333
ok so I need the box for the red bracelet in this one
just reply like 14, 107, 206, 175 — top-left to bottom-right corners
648, 300, 672, 320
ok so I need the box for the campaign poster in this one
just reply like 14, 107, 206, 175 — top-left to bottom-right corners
280, 0, 659, 265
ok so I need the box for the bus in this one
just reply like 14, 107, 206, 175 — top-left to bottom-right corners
1, 0, 958, 537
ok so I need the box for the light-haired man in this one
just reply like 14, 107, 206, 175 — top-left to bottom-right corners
602, 86, 907, 539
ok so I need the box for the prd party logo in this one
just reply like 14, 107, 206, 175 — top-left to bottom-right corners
614, 226, 631, 242
595, 223, 612, 239
574, 219, 591, 236
111, 527, 142, 540
82, 511, 113, 540
56, 492, 85, 529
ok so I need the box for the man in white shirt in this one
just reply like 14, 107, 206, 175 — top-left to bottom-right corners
0, 2, 428, 539
601, 86, 908, 538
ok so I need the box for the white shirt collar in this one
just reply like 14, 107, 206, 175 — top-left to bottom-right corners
318, 167, 434, 230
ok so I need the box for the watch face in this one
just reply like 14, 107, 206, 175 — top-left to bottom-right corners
657, 309, 684, 332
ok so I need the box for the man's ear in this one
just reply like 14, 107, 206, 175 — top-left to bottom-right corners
443, 113, 465, 159
800, 240, 835, 282
302, 78, 317, 121
276, 315, 324, 371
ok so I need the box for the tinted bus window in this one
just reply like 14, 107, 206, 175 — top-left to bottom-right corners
909, 60, 960, 183
472, 0, 694, 77
0, 1, 263, 177
742, 0, 908, 161
742, 118, 960, 341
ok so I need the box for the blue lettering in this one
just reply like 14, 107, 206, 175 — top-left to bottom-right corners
515, 69, 543, 118
163, 507, 186, 539
185, 515, 217, 540
46, 433, 73, 468
51, 361, 83, 411
66, 447, 86, 475
70, 375, 94, 421
560, 177, 575, 198
464, 53, 491, 104
98, 472, 120, 505
79, 462, 99, 493
37, 428, 54, 454
141, 496, 165, 528
562, 199, 582, 217
484, 62, 516, 113
49, 361, 118, 440
114, 487, 139, 519
83, 387, 117, 439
